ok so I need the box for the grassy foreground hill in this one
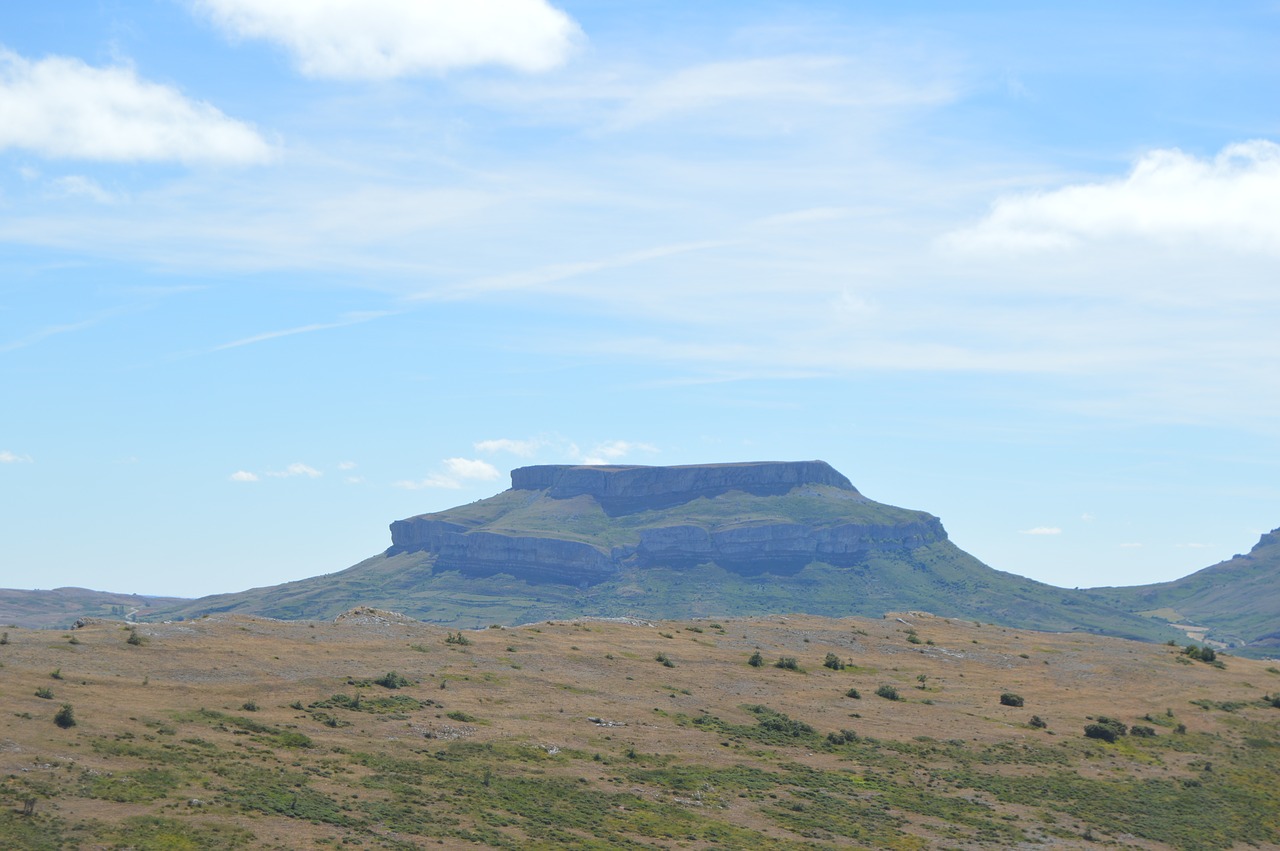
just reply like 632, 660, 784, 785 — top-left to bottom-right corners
150, 463, 1181, 644
1, 611, 1278, 849
1085, 528, 1280, 656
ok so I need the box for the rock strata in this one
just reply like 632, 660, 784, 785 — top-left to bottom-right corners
388, 461, 945, 585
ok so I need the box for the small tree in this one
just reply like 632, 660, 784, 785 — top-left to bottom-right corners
126, 628, 144, 646
775, 656, 801, 671
747, 651, 764, 668
54, 704, 76, 728
822, 653, 846, 671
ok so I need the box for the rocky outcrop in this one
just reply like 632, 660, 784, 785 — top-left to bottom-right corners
632, 518, 945, 574
511, 460, 856, 514
387, 461, 945, 585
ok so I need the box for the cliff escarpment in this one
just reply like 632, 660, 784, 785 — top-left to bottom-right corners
388, 461, 945, 584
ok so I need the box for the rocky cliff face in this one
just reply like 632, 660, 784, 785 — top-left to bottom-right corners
388, 461, 945, 585
511, 461, 856, 514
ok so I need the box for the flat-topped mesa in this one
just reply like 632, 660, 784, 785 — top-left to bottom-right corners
511, 460, 856, 514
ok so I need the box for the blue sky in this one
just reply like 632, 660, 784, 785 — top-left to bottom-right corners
2, 1, 1279, 598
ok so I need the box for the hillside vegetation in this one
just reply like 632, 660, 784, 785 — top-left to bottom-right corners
2, 611, 1277, 849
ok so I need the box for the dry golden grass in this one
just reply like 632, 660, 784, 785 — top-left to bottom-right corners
1, 609, 1278, 849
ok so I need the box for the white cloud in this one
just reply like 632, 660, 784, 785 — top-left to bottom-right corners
229, 470, 259, 482
1119, 542, 1143, 548
474, 438, 541, 457
193, 0, 580, 79
1020, 527, 1062, 536
1, 450, 32, 463
610, 55, 954, 129
267, 462, 322, 479
0, 49, 273, 164
576, 440, 658, 466
50, 175, 119, 204
393, 457, 501, 490
392, 473, 462, 490
337, 461, 358, 470
442, 457, 501, 481
946, 140, 1280, 255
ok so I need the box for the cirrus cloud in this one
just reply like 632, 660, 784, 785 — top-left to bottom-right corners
1, 450, 33, 464
1020, 526, 1062, 536
192, 0, 581, 80
0, 49, 273, 164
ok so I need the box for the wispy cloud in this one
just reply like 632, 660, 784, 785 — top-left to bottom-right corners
1020, 526, 1062, 536
574, 440, 658, 466
1, 450, 33, 464
410, 241, 730, 302
0, 48, 273, 163
267, 462, 321, 479
229, 470, 259, 482
475, 438, 541, 457
192, 0, 581, 79
210, 311, 394, 351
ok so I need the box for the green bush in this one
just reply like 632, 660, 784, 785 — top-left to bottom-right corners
775, 656, 801, 671
747, 651, 764, 668
35, 687, 53, 700
1130, 725, 1156, 737
826, 729, 858, 745
126, 629, 144, 646
1182, 644, 1217, 663
1000, 692, 1024, 707
54, 703, 76, 728
241, 700, 259, 712
656, 653, 675, 668
875, 685, 900, 701
445, 631, 472, 646
1029, 715, 1047, 729
845, 688, 861, 699
1084, 716, 1127, 742
375, 671, 411, 689
822, 653, 846, 671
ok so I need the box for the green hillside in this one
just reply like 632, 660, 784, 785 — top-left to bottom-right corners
1085, 528, 1280, 655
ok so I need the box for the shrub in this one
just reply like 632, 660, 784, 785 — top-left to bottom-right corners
845, 688, 862, 699
50, 668, 63, 680
656, 653, 675, 668
1084, 716, 1127, 743
446, 710, 477, 723
35, 687, 53, 699
826, 729, 858, 745
775, 656, 801, 671
1130, 725, 1157, 737
445, 632, 472, 646
126, 628, 144, 646
1182, 644, 1217, 663
0, 631, 8, 645
875, 685, 900, 701
822, 653, 846, 671
54, 704, 76, 728
1000, 692, 1025, 707
241, 700, 259, 712
747, 651, 764, 668
375, 671, 411, 689
1029, 715, 1047, 729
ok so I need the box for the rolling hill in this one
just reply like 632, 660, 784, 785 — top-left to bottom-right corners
1085, 527, 1280, 655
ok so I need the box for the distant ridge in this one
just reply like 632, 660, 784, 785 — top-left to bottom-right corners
1085, 527, 1280, 655
149, 461, 1179, 642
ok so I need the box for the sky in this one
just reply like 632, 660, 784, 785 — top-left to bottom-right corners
2, 1, 1280, 599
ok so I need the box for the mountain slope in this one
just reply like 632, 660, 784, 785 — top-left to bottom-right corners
1085, 528, 1280, 654
0, 587, 187, 629
153, 461, 1178, 642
